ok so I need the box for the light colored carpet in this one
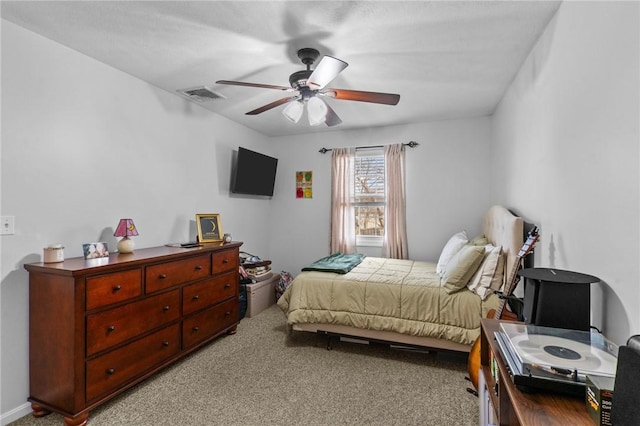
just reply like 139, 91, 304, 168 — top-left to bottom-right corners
11, 304, 479, 425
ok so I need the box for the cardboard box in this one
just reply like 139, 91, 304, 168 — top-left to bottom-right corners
245, 274, 279, 318
586, 375, 615, 426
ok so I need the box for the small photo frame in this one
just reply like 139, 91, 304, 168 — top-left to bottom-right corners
83, 242, 109, 259
196, 213, 223, 243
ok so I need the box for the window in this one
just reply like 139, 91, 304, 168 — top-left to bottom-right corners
354, 148, 385, 246
330, 144, 406, 257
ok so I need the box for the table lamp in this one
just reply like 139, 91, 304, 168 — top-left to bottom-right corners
114, 218, 138, 253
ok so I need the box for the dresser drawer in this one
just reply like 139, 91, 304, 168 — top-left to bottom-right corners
182, 272, 238, 316
145, 254, 211, 293
86, 269, 142, 310
86, 324, 180, 402
86, 290, 179, 356
182, 298, 238, 349
213, 249, 238, 274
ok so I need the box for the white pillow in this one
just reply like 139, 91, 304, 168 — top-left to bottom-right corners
436, 231, 468, 276
467, 244, 499, 290
468, 245, 505, 300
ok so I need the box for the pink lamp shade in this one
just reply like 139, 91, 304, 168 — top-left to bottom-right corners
114, 219, 139, 237
114, 219, 138, 253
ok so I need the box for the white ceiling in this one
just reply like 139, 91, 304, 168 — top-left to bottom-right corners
1, 1, 561, 137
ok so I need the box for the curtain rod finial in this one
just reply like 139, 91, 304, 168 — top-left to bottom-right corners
319, 147, 330, 154
407, 141, 419, 148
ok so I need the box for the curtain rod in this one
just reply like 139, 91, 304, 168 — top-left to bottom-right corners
318, 141, 419, 154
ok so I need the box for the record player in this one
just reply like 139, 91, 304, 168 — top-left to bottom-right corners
494, 323, 618, 396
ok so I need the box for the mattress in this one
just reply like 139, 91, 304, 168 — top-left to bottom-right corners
278, 256, 500, 346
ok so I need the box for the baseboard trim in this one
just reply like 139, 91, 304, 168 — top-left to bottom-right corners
2, 402, 32, 426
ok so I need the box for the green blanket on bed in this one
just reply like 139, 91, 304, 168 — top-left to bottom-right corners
301, 252, 366, 274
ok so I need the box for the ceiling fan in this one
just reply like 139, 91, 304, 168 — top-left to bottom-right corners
216, 48, 400, 127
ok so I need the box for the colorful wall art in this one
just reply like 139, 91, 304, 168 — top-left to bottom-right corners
296, 171, 313, 198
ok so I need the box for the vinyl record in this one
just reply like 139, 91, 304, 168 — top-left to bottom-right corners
511, 334, 617, 375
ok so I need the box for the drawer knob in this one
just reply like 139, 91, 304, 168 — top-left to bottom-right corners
192, 295, 200, 301
162, 341, 170, 347
107, 325, 116, 332
106, 368, 115, 375
224, 311, 231, 317
159, 274, 167, 280
113, 285, 121, 292
163, 305, 170, 311
224, 283, 231, 289
192, 326, 199, 332
195, 265, 203, 270
222, 259, 229, 264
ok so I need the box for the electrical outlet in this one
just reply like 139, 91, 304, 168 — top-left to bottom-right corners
1, 216, 15, 235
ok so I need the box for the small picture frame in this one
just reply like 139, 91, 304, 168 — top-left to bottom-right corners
83, 242, 109, 259
196, 213, 223, 243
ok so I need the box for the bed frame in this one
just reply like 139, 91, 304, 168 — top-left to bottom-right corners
290, 205, 524, 353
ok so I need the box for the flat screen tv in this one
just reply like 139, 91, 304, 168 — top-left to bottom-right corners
231, 147, 278, 196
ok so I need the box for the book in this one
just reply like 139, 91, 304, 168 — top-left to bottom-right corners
242, 260, 272, 268
246, 265, 272, 276
250, 272, 274, 282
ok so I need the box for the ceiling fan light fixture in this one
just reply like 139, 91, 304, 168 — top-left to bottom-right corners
307, 97, 328, 126
282, 100, 304, 123
216, 47, 399, 128
307, 56, 349, 90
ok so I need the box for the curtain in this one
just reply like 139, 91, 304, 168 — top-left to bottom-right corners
330, 148, 356, 254
382, 143, 409, 259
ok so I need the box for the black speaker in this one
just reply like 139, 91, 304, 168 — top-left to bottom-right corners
518, 268, 599, 331
611, 336, 640, 425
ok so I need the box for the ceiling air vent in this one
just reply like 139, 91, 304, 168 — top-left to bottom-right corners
177, 86, 226, 103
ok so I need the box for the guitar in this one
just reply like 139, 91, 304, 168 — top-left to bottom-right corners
466, 226, 540, 395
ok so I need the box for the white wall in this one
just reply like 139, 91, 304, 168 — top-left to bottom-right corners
0, 20, 277, 422
267, 117, 494, 277
492, 1, 639, 345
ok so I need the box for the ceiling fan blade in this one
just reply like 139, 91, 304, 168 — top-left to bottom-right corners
323, 102, 342, 127
325, 88, 400, 105
306, 56, 348, 90
246, 96, 299, 115
216, 80, 293, 91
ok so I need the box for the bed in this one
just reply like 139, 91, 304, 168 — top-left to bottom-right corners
277, 205, 524, 352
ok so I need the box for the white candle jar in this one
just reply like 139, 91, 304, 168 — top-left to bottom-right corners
43, 245, 64, 263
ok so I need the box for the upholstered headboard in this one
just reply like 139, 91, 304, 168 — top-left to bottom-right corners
483, 205, 524, 290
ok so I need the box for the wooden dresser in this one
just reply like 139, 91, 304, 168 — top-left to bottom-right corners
24, 242, 242, 426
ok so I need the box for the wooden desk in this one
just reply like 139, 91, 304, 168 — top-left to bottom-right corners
480, 319, 593, 425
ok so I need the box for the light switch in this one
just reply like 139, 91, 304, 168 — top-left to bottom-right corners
1, 216, 15, 235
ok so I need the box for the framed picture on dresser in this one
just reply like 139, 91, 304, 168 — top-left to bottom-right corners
82, 242, 109, 259
196, 213, 223, 243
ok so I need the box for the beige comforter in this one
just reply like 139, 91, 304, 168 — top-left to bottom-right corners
278, 257, 500, 346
